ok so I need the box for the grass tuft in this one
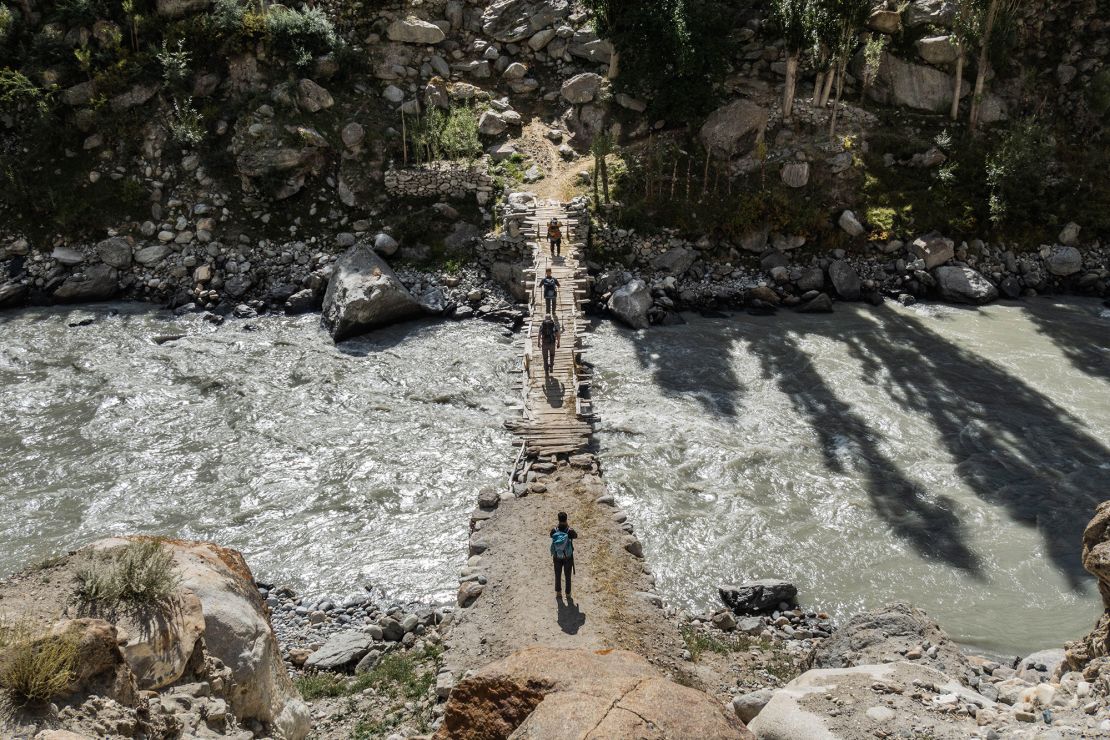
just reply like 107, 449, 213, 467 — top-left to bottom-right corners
0, 620, 78, 704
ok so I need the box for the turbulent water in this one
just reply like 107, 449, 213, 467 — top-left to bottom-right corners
1, 299, 1108, 655
0, 305, 514, 605
592, 298, 1110, 655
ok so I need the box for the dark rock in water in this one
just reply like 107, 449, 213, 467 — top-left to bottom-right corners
153, 334, 186, 345
322, 246, 422, 341
419, 286, 448, 315
659, 311, 686, 326
268, 283, 300, 304
746, 300, 776, 316
897, 293, 917, 306
759, 250, 788, 271
451, 305, 475, 320
284, 289, 318, 315
233, 304, 258, 319
719, 580, 797, 615
53, 265, 118, 302
0, 281, 28, 308
173, 302, 198, 316
999, 276, 1022, 299
796, 293, 833, 313
828, 260, 861, 301
862, 288, 884, 306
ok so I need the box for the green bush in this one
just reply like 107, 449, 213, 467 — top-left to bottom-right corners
73, 540, 181, 612
408, 106, 481, 163
265, 5, 341, 69
985, 118, 1052, 226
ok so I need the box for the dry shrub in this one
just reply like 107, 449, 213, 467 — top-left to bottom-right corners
73, 540, 180, 612
0, 619, 77, 704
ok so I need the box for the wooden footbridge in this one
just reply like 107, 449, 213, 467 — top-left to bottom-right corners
505, 199, 595, 481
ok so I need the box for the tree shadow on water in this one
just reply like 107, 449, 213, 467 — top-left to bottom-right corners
793, 308, 1109, 590
628, 319, 746, 418
1021, 299, 1110, 384
743, 330, 984, 576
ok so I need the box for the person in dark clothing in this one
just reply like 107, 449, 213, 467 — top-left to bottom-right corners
540, 267, 559, 316
550, 511, 577, 596
547, 218, 562, 256
539, 314, 560, 376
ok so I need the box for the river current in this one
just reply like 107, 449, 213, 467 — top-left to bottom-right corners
1, 299, 1107, 654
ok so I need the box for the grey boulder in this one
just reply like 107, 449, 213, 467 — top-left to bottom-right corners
608, 279, 652, 330
96, 237, 133, 269
699, 99, 769, 159
0, 282, 28, 308
54, 265, 118, 302
304, 632, 375, 670
321, 246, 423, 341
387, 16, 446, 44
933, 266, 998, 305
1045, 245, 1082, 276
560, 73, 604, 104
719, 580, 797, 615
828, 260, 861, 301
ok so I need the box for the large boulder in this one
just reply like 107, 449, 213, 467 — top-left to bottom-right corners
295, 79, 333, 112
53, 265, 118, 302
933, 266, 998, 305
92, 539, 311, 738
719, 580, 798, 615
387, 16, 446, 44
828, 260, 861, 301
653, 247, 696, 276
561, 73, 605, 104
806, 603, 969, 677
482, 0, 570, 43
96, 237, 133, 269
869, 51, 966, 112
915, 35, 959, 65
435, 647, 752, 739
750, 662, 991, 739
135, 244, 171, 266
699, 99, 769, 159
304, 632, 375, 670
1045, 245, 1083, 276
909, 234, 954, 269
322, 246, 423, 341
608, 279, 652, 330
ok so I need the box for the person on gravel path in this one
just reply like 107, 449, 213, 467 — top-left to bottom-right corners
551, 511, 578, 597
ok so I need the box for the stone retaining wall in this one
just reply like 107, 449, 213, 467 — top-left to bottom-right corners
384, 161, 495, 205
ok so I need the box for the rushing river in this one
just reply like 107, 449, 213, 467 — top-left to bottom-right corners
593, 298, 1110, 655
0, 305, 514, 605
1, 299, 1108, 655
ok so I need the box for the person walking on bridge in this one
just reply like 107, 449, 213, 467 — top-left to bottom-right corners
540, 267, 559, 317
551, 511, 577, 597
539, 313, 560, 376
547, 218, 562, 257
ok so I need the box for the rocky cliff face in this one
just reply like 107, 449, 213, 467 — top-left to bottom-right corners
1066, 501, 1110, 693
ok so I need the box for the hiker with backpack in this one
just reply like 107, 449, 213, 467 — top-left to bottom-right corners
539, 314, 560, 376
540, 267, 559, 317
547, 218, 562, 256
550, 511, 577, 597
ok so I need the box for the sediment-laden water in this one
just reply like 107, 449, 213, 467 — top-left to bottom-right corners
2, 299, 1107, 654
0, 305, 514, 604
592, 298, 1110, 655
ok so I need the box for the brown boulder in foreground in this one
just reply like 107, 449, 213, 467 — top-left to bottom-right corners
1065, 500, 1110, 675
435, 646, 752, 739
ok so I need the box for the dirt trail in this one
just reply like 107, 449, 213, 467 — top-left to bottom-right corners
513, 119, 588, 203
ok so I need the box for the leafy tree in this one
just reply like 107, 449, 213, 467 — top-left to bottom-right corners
985, 117, 1051, 224
591, 131, 614, 208
583, 0, 734, 122
770, 0, 812, 122
949, 0, 979, 121
823, 0, 870, 139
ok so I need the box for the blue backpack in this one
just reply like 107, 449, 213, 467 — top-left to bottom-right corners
551, 529, 573, 560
